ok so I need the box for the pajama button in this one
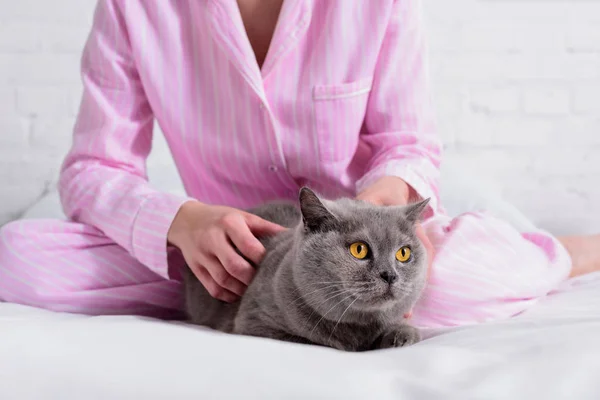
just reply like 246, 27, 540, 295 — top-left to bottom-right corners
268, 165, 278, 172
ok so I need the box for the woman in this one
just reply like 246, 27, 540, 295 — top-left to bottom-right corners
0, 0, 598, 327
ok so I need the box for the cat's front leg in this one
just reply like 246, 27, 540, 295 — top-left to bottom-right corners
374, 324, 421, 349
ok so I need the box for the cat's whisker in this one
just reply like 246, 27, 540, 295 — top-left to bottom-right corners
293, 291, 348, 312
302, 288, 364, 326
308, 288, 370, 340
289, 287, 357, 311
311, 281, 370, 286
287, 280, 364, 297
289, 284, 337, 299
328, 296, 361, 344
303, 287, 359, 311
313, 284, 370, 290
395, 283, 415, 292
287, 285, 343, 307
288, 281, 370, 308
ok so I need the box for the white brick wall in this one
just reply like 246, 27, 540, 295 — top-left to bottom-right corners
1, 0, 599, 235
0, 0, 94, 225
426, 0, 600, 235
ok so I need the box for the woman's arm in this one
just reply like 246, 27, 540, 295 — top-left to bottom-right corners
357, 0, 441, 218
59, 0, 193, 279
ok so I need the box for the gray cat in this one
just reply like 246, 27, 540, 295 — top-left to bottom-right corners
183, 187, 429, 351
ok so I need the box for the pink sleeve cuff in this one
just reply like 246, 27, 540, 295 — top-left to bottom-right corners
131, 192, 194, 279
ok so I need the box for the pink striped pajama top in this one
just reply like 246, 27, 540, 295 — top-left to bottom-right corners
0, 0, 571, 328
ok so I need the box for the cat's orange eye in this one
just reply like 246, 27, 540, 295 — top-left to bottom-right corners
396, 246, 411, 263
349, 242, 369, 259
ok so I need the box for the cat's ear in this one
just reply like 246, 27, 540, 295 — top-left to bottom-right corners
403, 198, 431, 224
299, 187, 337, 232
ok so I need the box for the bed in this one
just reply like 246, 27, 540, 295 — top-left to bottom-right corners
1, 157, 599, 399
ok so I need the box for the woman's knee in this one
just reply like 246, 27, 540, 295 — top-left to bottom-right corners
0, 219, 62, 257
0, 219, 85, 302
0, 220, 41, 301
0, 220, 32, 257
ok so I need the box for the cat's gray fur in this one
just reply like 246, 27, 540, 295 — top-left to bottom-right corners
183, 187, 429, 351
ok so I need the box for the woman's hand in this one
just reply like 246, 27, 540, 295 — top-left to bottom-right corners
356, 176, 412, 207
357, 176, 435, 279
167, 201, 286, 302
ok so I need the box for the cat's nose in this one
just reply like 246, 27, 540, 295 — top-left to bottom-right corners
379, 270, 398, 284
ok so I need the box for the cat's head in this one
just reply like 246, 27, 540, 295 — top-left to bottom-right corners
293, 187, 429, 314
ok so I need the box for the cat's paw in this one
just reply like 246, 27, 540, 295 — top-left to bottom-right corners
378, 325, 420, 349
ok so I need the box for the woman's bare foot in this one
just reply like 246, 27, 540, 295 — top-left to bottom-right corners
558, 234, 600, 278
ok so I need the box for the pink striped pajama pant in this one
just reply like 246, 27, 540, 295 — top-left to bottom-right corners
0, 211, 571, 328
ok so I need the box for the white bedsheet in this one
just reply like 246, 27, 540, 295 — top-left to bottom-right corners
1, 273, 599, 399
1, 160, 598, 399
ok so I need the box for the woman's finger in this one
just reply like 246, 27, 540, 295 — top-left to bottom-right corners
202, 223, 256, 285
192, 264, 239, 303
200, 254, 248, 296
226, 217, 269, 266
214, 245, 256, 287
244, 213, 287, 237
